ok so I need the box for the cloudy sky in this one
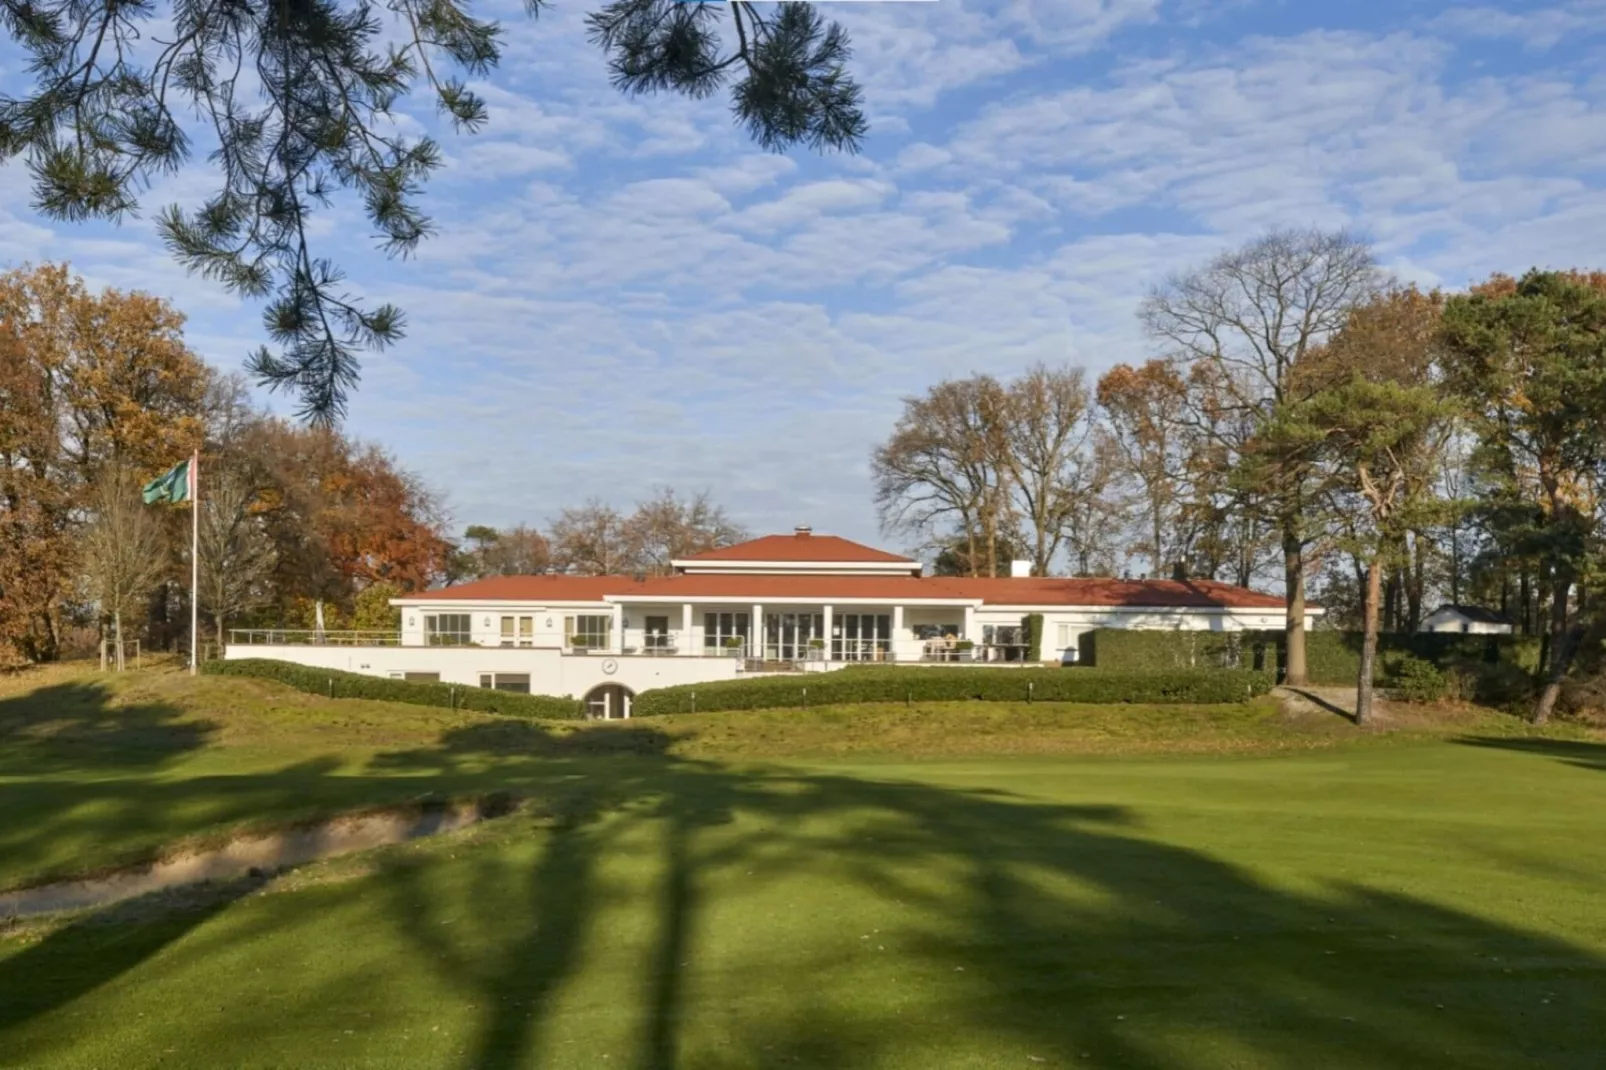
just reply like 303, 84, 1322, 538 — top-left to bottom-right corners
3, 0, 1604, 548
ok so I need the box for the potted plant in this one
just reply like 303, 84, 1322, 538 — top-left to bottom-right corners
808, 637, 826, 660
723, 636, 744, 656
568, 635, 592, 652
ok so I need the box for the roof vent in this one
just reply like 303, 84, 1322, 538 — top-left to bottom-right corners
794, 525, 812, 537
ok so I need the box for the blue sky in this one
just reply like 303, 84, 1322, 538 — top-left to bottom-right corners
3, 0, 1604, 549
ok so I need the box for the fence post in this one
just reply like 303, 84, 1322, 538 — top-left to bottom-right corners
802, 686, 807, 709
450, 686, 456, 710
906, 690, 911, 707
1028, 681, 1034, 704
691, 692, 696, 714
328, 677, 333, 698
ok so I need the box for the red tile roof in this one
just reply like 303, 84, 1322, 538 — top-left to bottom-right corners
936, 577, 1288, 610
402, 572, 1288, 609
395, 575, 630, 602
677, 532, 917, 564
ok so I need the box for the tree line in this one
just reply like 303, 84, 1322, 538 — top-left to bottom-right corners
0, 264, 748, 666
872, 228, 1606, 723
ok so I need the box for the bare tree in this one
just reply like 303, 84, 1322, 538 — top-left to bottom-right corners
197, 461, 277, 650
1097, 360, 1191, 578
81, 467, 170, 670
873, 377, 1010, 577
549, 501, 638, 575
196, 375, 276, 650
1142, 227, 1382, 684
997, 365, 1103, 576
626, 488, 748, 574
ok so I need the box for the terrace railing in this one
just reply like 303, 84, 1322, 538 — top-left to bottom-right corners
229, 629, 402, 647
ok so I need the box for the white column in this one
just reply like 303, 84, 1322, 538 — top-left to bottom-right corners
821, 604, 833, 662
682, 603, 693, 655
611, 603, 624, 654
964, 604, 977, 643
752, 603, 763, 660
892, 604, 904, 662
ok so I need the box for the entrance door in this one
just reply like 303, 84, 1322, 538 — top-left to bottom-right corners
764, 613, 822, 660
644, 615, 670, 653
584, 684, 633, 720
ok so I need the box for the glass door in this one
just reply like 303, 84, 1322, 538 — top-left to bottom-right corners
764, 613, 822, 660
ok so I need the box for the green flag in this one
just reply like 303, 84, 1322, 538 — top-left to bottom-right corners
142, 459, 192, 505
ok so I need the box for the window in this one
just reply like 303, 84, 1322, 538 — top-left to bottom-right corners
519, 616, 534, 646
703, 612, 751, 654
564, 614, 611, 650
644, 615, 671, 650
478, 672, 531, 693
1056, 623, 1073, 649
833, 614, 890, 661
404, 671, 440, 682
425, 613, 472, 646
500, 616, 515, 647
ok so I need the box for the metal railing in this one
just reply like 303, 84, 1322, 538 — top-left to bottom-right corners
229, 629, 402, 647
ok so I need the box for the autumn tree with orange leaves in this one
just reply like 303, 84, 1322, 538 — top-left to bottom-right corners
0, 264, 207, 662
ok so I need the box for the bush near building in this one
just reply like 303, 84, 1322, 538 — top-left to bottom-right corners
1078, 629, 1542, 704
633, 667, 1272, 716
204, 659, 583, 719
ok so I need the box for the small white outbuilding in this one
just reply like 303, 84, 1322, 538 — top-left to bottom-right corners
1419, 604, 1516, 636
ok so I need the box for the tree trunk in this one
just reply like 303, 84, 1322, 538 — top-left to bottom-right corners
1356, 557, 1382, 725
1152, 496, 1165, 580
216, 612, 226, 656
1283, 526, 1308, 687
1407, 534, 1426, 631
98, 618, 108, 672
114, 608, 124, 673
1534, 572, 1574, 724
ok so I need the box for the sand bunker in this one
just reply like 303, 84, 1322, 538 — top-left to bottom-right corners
0, 798, 504, 920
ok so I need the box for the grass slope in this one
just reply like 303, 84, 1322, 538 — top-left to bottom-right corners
2, 662, 1606, 1068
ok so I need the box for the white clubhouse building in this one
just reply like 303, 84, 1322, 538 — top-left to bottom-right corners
228, 528, 1306, 718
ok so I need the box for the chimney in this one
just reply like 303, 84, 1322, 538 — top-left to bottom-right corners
1010, 559, 1032, 578
794, 525, 812, 538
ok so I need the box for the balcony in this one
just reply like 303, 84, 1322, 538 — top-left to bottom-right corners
229, 629, 402, 647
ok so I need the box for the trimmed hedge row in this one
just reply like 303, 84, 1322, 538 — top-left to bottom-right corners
203, 658, 583, 719
633, 666, 1272, 716
1078, 628, 1542, 692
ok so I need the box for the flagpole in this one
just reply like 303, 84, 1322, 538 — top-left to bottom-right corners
190, 448, 199, 676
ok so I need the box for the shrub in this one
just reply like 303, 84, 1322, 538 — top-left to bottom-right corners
1079, 628, 1538, 693
203, 658, 582, 719
633, 667, 1273, 716
1022, 614, 1045, 661
1389, 656, 1448, 704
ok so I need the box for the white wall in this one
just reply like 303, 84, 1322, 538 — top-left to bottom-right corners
225, 642, 740, 698
1420, 611, 1513, 635
398, 601, 613, 648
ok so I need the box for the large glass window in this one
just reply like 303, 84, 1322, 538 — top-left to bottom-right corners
564, 614, 611, 650
703, 612, 750, 655
425, 613, 472, 646
833, 614, 891, 661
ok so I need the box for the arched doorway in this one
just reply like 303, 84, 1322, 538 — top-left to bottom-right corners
583, 684, 634, 720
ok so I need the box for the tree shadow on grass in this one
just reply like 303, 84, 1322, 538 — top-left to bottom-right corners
359, 722, 1606, 1070
2, 714, 1605, 1068
0, 681, 216, 777
1456, 736, 1606, 773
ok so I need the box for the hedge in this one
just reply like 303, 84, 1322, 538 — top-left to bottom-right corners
204, 658, 582, 719
633, 666, 1273, 716
1078, 628, 1542, 696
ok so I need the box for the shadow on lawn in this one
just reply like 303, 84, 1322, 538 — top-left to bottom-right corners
1457, 735, 1606, 774
0, 681, 215, 777
3, 710, 1605, 1068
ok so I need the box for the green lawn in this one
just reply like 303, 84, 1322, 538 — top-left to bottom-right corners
3, 663, 1606, 1068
